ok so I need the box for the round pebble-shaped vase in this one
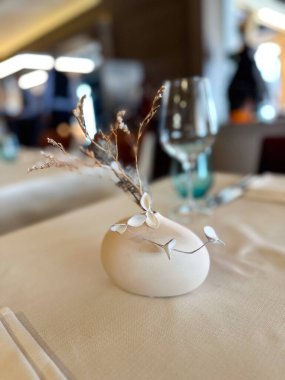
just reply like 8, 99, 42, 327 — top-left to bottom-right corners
101, 214, 210, 297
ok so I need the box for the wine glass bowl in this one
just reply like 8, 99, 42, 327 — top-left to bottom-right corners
170, 151, 213, 200
159, 76, 218, 219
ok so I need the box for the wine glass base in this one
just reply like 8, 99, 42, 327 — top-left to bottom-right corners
169, 201, 212, 225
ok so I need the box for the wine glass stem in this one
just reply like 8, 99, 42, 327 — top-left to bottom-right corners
183, 160, 196, 211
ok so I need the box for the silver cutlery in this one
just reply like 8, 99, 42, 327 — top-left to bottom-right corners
206, 175, 252, 208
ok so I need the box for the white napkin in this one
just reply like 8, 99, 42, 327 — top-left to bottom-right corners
245, 174, 285, 204
0, 308, 67, 380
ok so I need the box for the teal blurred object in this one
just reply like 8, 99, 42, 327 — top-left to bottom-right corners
171, 150, 213, 199
0, 134, 20, 161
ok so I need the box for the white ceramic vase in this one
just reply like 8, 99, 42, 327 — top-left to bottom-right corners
101, 214, 210, 297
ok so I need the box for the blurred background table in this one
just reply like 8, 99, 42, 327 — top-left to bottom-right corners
0, 173, 284, 380
0, 148, 59, 187
0, 147, 119, 236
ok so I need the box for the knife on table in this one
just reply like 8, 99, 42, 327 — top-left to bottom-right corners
206, 175, 252, 209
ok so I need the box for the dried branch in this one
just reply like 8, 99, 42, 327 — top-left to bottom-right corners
134, 86, 165, 193
28, 157, 80, 173
46, 138, 67, 154
29, 87, 164, 209
73, 97, 143, 203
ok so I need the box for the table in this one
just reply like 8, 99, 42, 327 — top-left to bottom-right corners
0, 173, 284, 380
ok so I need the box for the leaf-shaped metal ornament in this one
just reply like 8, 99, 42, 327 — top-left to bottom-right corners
145, 211, 160, 229
132, 224, 224, 258
140, 192, 152, 211
110, 224, 128, 234
128, 214, 146, 227
162, 238, 177, 260
204, 226, 225, 245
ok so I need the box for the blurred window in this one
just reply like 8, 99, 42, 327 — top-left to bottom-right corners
254, 42, 281, 83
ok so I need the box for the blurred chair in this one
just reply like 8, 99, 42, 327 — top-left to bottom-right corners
258, 137, 285, 174
138, 131, 156, 184
212, 123, 285, 174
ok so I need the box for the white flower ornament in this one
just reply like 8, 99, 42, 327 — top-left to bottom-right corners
111, 192, 160, 234
128, 192, 160, 229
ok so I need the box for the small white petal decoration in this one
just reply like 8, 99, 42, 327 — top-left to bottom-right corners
168, 238, 177, 250
162, 238, 177, 260
110, 224, 128, 234
140, 192, 152, 211
204, 226, 217, 240
128, 214, 146, 227
145, 211, 160, 229
204, 225, 225, 245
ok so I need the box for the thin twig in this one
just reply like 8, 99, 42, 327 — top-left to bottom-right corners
134, 86, 165, 193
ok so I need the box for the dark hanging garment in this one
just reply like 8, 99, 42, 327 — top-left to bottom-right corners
228, 45, 267, 112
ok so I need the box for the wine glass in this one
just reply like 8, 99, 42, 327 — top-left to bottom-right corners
159, 76, 218, 219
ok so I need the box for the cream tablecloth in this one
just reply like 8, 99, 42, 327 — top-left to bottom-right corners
0, 174, 284, 380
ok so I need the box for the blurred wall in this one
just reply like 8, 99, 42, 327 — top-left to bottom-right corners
202, 0, 238, 123
17, 0, 203, 88
109, 0, 203, 86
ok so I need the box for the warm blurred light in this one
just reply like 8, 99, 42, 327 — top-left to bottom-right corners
57, 123, 70, 138
17, 54, 54, 70
254, 42, 281, 83
257, 8, 285, 31
0, 54, 54, 79
18, 70, 49, 90
0, 53, 94, 79
55, 57, 95, 74
173, 113, 182, 129
76, 83, 96, 139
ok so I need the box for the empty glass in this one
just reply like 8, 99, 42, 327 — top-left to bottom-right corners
159, 76, 218, 220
